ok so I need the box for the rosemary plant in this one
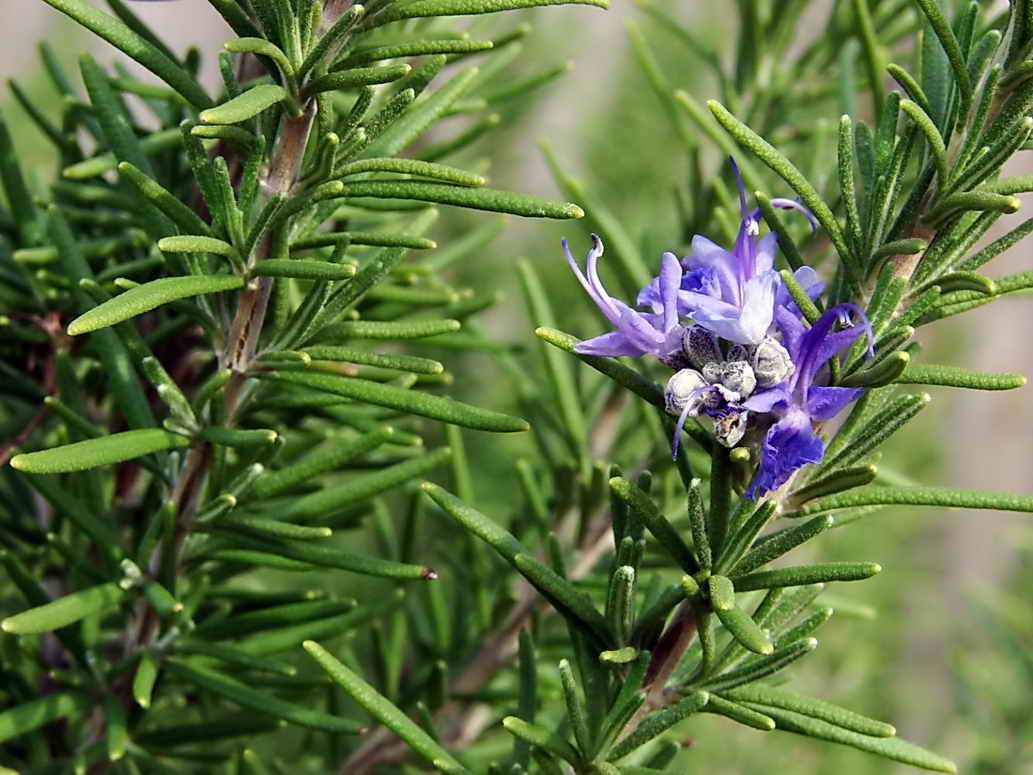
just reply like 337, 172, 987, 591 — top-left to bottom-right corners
1, 1, 1032, 774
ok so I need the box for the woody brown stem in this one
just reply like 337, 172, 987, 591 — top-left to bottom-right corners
156, 100, 317, 601
642, 601, 699, 704
223, 101, 316, 387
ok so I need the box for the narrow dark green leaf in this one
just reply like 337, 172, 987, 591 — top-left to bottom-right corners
372, 0, 608, 26
912, 0, 972, 116
80, 55, 153, 176
535, 327, 664, 408
925, 191, 1021, 224
304, 641, 468, 774
297, 3, 366, 74
306, 65, 413, 96
823, 393, 930, 469
200, 84, 287, 125
839, 351, 910, 388
320, 319, 461, 340
336, 158, 485, 187
41, 0, 211, 107
166, 659, 362, 734
11, 429, 190, 473
265, 371, 529, 432
235, 595, 398, 657
213, 517, 333, 542
503, 717, 581, 766
703, 694, 775, 731
251, 428, 394, 499
338, 39, 494, 68
731, 516, 834, 578
421, 483, 611, 643
608, 691, 710, 760
0, 114, 42, 244
731, 562, 882, 591
333, 181, 583, 219
723, 685, 894, 738
513, 630, 537, 767
610, 477, 698, 574
283, 449, 453, 520
420, 481, 528, 563
223, 37, 294, 78
0, 693, 89, 743
788, 486, 1033, 516
227, 533, 435, 580
175, 640, 297, 676
779, 269, 821, 323
514, 552, 615, 642
709, 576, 773, 655
699, 639, 818, 693
303, 346, 443, 375
2, 583, 126, 635
788, 466, 878, 506
159, 235, 239, 260
104, 694, 128, 761
117, 161, 215, 236
751, 704, 956, 772
68, 275, 243, 335
896, 363, 1026, 390
133, 651, 159, 709
558, 658, 591, 753
254, 259, 356, 281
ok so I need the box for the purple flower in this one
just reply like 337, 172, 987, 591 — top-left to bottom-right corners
565, 234, 685, 366
561, 157, 863, 492
639, 159, 818, 346
743, 303, 873, 499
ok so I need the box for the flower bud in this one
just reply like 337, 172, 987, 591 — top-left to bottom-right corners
664, 368, 707, 416
753, 337, 794, 388
720, 360, 757, 397
701, 362, 724, 384
726, 344, 751, 363
683, 326, 722, 370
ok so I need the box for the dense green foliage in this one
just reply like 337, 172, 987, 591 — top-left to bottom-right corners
0, 1, 1031, 773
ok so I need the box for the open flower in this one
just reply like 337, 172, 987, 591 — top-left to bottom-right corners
561, 158, 867, 498
565, 234, 686, 366
639, 159, 818, 345
743, 304, 873, 499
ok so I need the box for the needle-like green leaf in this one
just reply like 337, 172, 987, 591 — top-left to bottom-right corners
304, 641, 469, 774
265, 371, 529, 432
166, 659, 363, 734
788, 486, 1033, 516
731, 562, 882, 591
67, 275, 243, 335
896, 364, 1027, 390
0, 693, 89, 743
2, 583, 127, 635
750, 704, 956, 772
11, 429, 191, 473
333, 180, 583, 218
200, 84, 288, 125
40, 0, 211, 107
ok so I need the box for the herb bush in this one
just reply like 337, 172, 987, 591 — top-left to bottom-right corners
1, 1, 1031, 773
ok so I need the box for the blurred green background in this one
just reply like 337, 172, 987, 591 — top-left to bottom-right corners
3, 1, 1031, 772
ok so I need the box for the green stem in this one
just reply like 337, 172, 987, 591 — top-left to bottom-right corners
708, 445, 732, 557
